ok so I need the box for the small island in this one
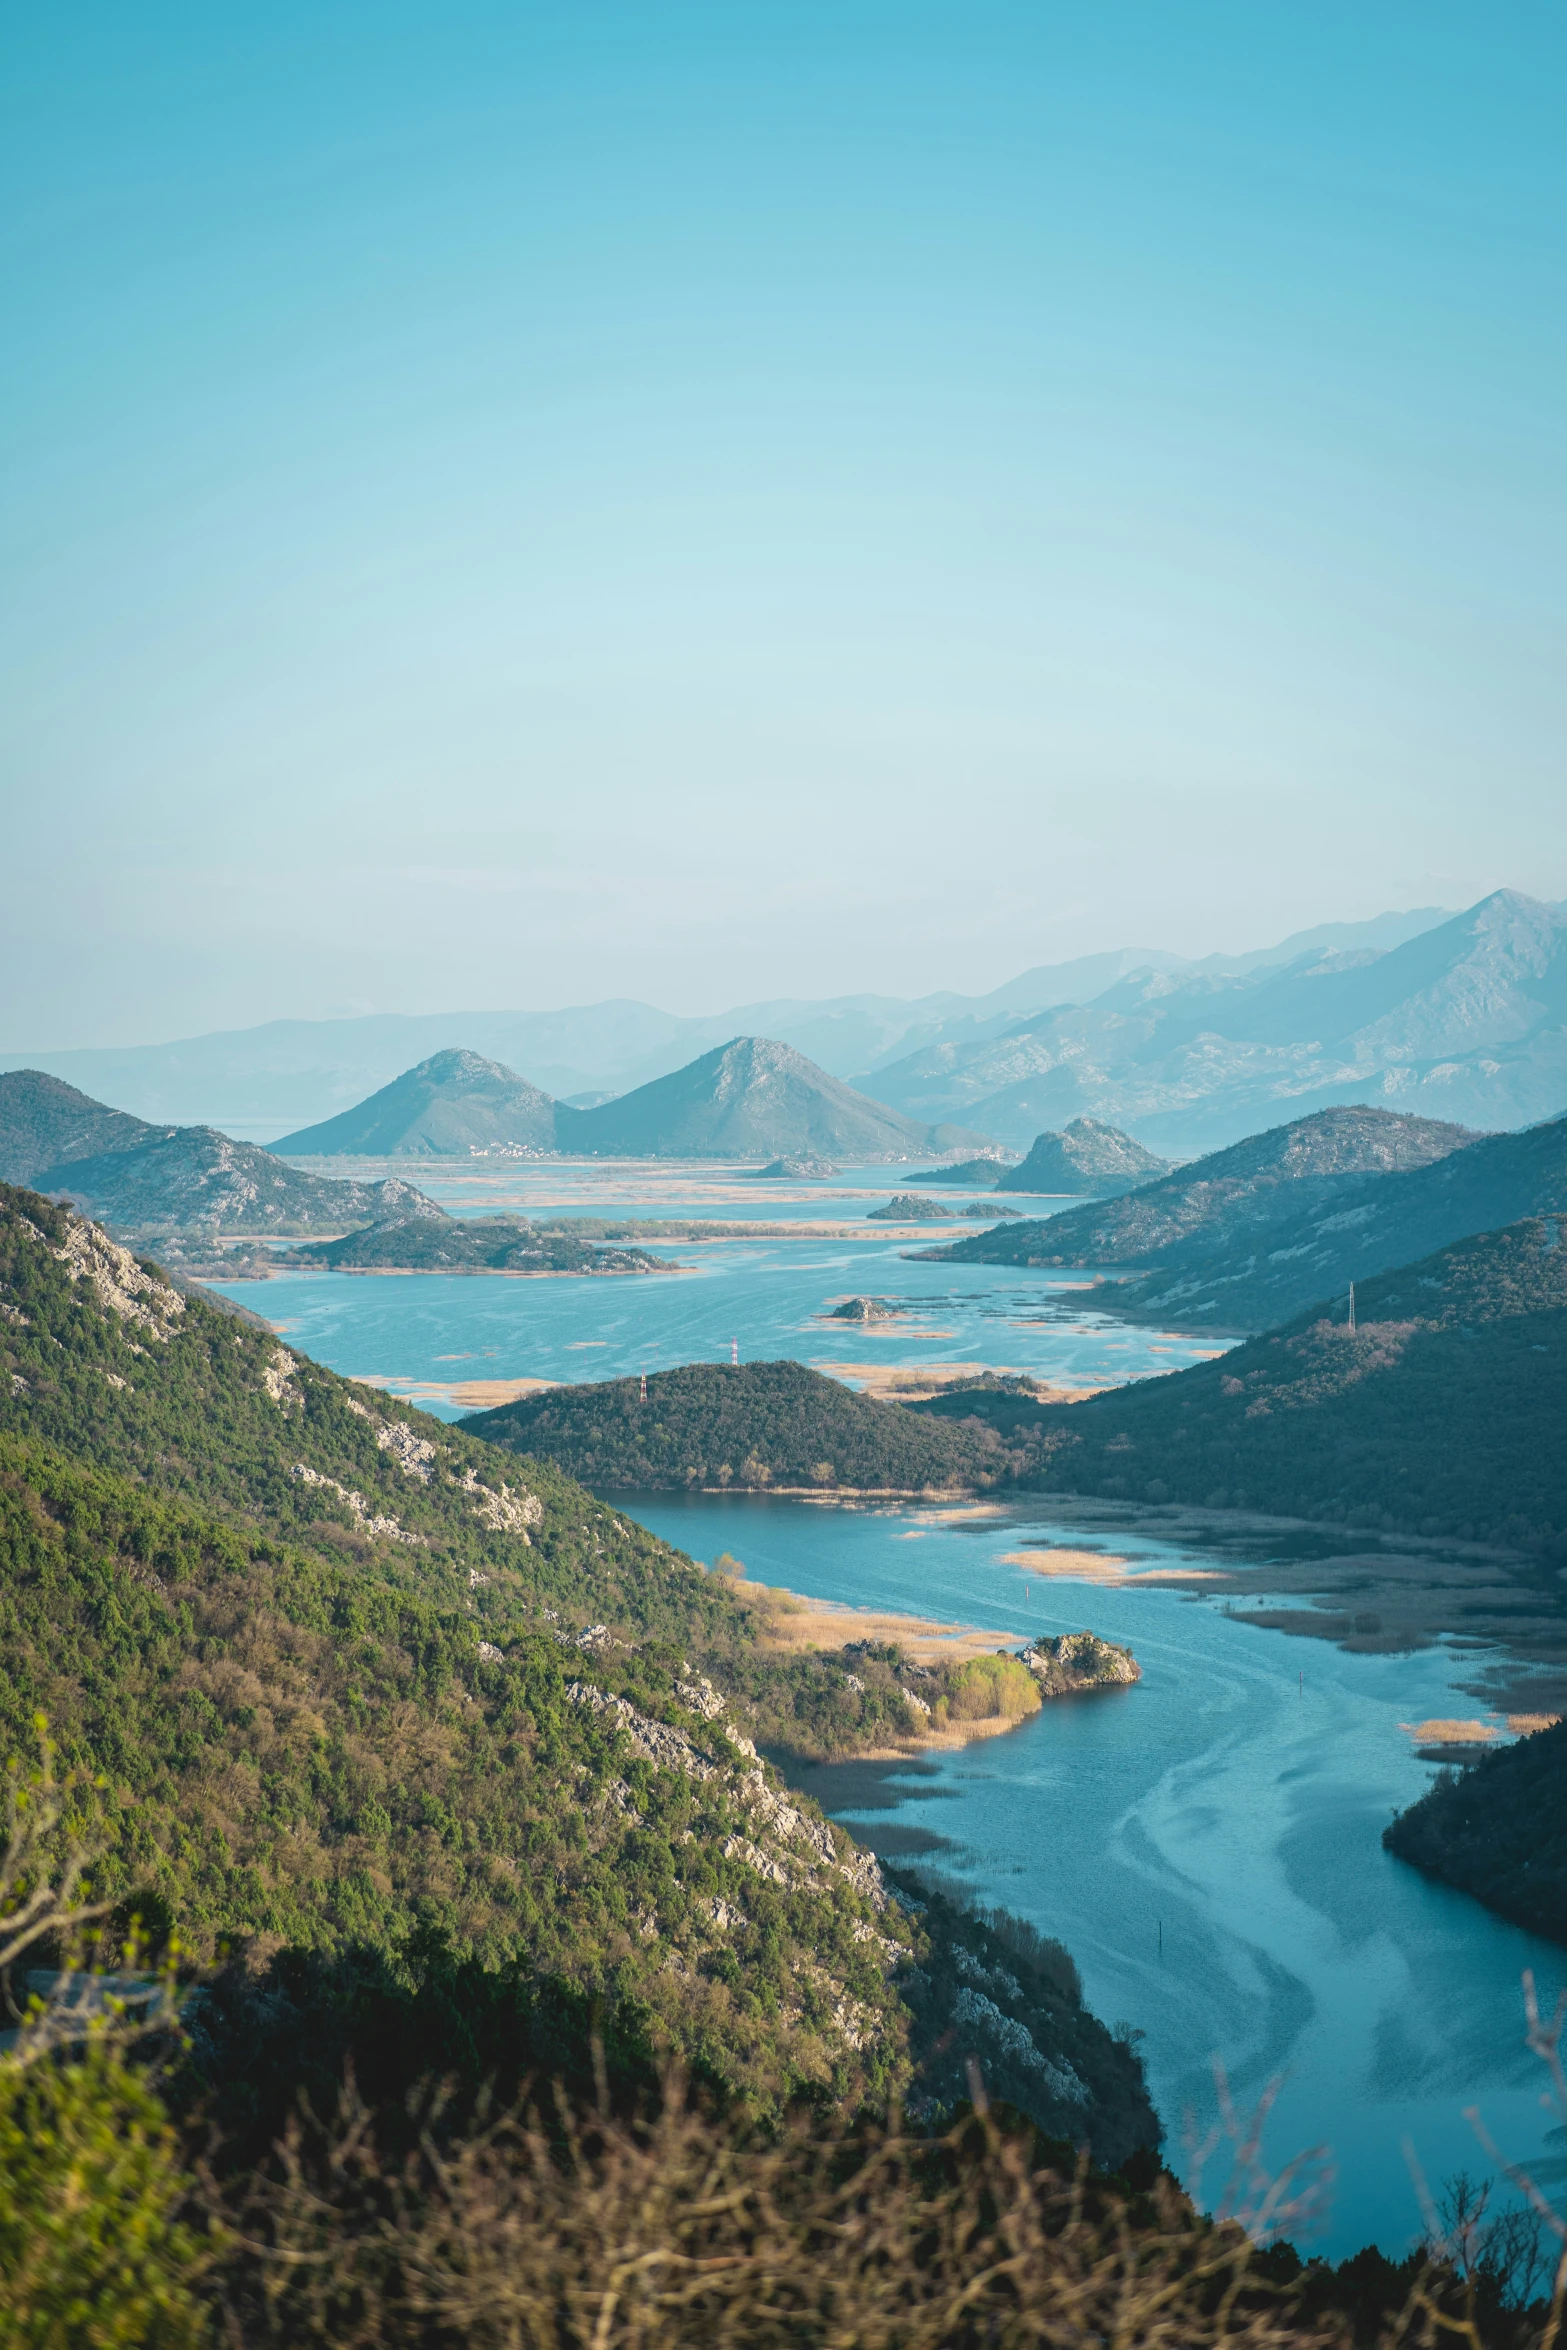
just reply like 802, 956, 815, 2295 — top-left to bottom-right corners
868, 1193, 956, 1222
750, 1154, 840, 1178
829, 1294, 902, 1322
278, 1210, 671, 1276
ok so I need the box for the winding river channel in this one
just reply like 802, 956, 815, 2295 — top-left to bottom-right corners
216, 1159, 1567, 2260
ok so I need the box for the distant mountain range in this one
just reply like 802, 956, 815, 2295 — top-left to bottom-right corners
865, 892, 1567, 1152
7, 886, 1566, 1183
0, 1035, 983, 1256
927, 1105, 1482, 1326
0, 903, 1467, 1140
279, 1036, 983, 1164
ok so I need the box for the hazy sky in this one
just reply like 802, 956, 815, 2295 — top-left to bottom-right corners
4, 3, 1565, 1046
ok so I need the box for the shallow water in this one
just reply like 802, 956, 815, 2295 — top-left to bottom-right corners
208, 1220, 1567, 2261
219, 1228, 1219, 1410
285, 1154, 1035, 1226
613, 1491, 1567, 2262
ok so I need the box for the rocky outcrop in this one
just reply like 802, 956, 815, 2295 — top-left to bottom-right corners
996, 1119, 1171, 1197
1020, 1631, 1140, 1695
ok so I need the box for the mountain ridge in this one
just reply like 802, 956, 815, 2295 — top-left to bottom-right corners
918, 1215, 1567, 1551
1, 904, 1465, 1135
924, 1106, 1478, 1317
275, 1047, 558, 1157
553, 1036, 986, 1161
860, 892, 1567, 1152
995, 1119, 1173, 1197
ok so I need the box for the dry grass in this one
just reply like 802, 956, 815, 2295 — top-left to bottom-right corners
205, 2074, 1332, 2350
203, 2029, 1567, 2350
1001, 1547, 1227, 1586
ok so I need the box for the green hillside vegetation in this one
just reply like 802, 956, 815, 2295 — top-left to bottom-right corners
274, 1047, 559, 1157
1382, 1718, 1567, 1945
464, 1359, 997, 1493
283, 1205, 670, 1275
995, 1119, 1172, 1196
918, 1218, 1567, 1551
0, 1181, 1158, 2159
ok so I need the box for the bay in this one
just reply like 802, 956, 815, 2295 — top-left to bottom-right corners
623, 1488, 1567, 2265
210, 1173, 1567, 2261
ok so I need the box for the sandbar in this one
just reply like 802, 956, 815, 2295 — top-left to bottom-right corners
816, 1359, 1094, 1404
347, 1372, 557, 1409
1001, 1545, 1225, 1584
1399, 1713, 1560, 1747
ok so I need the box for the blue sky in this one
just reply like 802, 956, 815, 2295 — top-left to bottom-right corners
3, 2, 1564, 1044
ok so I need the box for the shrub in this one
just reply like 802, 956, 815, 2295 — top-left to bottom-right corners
946, 1654, 1043, 1723
0, 2043, 207, 2349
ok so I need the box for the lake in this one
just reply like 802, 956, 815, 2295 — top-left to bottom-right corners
236, 1227, 1220, 1411
212, 1170, 1567, 2260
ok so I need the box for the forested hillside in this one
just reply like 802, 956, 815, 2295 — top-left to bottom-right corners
918, 1218, 1567, 1550
464, 1359, 996, 1493
1383, 1719, 1567, 1944
0, 1182, 1152, 2153
284, 1199, 669, 1274
1106, 1109, 1567, 1333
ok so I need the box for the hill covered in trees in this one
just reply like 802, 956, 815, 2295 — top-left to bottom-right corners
1107, 1108, 1567, 1333
917, 1217, 1567, 1550
464, 1360, 997, 1493
0, 1181, 1155, 2155
282, 1196, 670, 1275
1383, 1718, 1567, 1945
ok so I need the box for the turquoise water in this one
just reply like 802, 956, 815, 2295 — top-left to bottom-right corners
209, 1219, 1567, 2261
285, 1155, 1034, 1227
619, 1490, 1567, 2264
220, 1231, 1218, 1409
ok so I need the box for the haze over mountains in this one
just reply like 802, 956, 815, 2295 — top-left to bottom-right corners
5, 899, 1532, 1150
868, 892, 1567, 1152
279, 1037, 981, 1163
